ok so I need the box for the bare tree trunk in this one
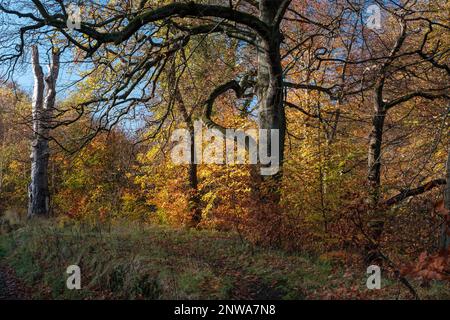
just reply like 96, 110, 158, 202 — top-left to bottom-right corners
174, 86, 202, 226
0, 113, 4, 194
0, 142, 4, 196
366, 90, 386, 263
186, 125, 201, 225
441, 144, 450, 250
256, 0, 286, 201
28, 46, 60, 218
368, 96, 386, 207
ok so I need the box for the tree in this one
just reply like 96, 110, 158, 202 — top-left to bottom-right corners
443, 144, 450, 250
0, 1, 448, 256
0, 84, 30, 211
28, 45, 60, 218
362, 12, 449, 260
0, 0, 344, 207
172, 68, 202, 225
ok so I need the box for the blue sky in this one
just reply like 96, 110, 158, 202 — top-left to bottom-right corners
11, 54, 83, 100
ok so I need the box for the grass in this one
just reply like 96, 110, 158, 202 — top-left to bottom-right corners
0, 219, 449, 300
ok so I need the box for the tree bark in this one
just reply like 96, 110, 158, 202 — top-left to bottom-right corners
28, 46, 60, 218
384, 179, 446, 207
255, 0, 286, 201
441, 144, 450, 250
365, 89, 386, 262
174, 86, 202, 226
367, 97, 386, 207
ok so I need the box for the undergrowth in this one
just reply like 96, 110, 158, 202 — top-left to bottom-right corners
0, 219, 448, 299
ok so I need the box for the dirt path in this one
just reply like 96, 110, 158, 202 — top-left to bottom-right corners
0, 264, 30, 300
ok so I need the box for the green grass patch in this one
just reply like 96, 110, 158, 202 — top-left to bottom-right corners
0, 220, 448, 299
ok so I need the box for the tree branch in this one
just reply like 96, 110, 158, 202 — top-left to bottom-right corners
202, 80, 246, 134
104, 2, 271, 44
284, 81, 339, 100
385, 179, 447, 207
385, 91, 450, 110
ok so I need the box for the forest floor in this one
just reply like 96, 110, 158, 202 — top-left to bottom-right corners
0, 264, 30, 299
0, 219, 449, 300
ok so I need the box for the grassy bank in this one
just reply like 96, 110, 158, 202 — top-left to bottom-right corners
0, 220, 448, 299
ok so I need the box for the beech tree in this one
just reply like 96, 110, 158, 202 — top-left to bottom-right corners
0, 1, 448, 244
361, 11, 449, 259
28, 45, 60, 217
443, 146, 450, 249
0, 0, 350, 205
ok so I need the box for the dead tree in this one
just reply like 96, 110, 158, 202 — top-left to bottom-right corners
28, 46, 60, 218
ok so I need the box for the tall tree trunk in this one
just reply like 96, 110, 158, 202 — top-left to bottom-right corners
0, 118, 4, 195
366, 91, 386, 262
367, 100, 386, 207
441, 144, 450, 250
28, 46, 60, 218
256, 0, 286, 201
174, 86, 202, 226
186, 124, 201, 225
